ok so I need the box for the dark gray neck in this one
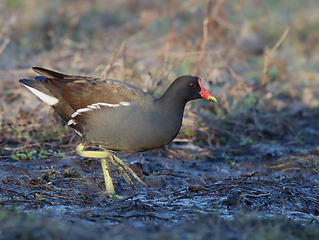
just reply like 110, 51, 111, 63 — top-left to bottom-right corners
155, 86, 188, 121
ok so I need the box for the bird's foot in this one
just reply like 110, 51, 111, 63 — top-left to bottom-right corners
97, 191, 124, 199
75, 143, 148, 195
108, 154, 148, 189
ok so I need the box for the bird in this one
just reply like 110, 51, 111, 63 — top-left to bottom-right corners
19, 67, 217, 197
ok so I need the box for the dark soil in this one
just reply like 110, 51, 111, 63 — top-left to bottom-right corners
1, 108, 319, 239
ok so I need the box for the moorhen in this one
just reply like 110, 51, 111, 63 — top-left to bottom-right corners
19, 67, 216, 197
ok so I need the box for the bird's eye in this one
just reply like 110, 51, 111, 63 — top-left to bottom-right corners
189, 83, 196, 88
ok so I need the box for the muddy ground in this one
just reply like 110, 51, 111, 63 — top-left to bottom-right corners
1, 0, 319, 239
0, 106, 319, 239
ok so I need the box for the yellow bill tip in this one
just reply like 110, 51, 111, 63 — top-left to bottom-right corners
208, 96, 217, 102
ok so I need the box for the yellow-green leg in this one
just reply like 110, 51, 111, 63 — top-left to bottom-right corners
76, 143, 116, 197
75, 143, 147, 197
76, 143, 109, 158
100, 158, 115, 197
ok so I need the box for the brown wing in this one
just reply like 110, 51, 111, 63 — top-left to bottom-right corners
61, 79, 151, 110
32, 67, 154, 111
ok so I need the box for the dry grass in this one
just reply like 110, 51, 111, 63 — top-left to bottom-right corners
1, 0, 318, 148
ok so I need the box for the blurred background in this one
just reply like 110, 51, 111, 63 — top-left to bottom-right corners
1, 0, 319, 144
0, 0, 319, 238
1, 0, 319, 139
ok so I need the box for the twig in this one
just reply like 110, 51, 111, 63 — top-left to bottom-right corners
58, 0, 83, 57
2, 143, 42, 151
254, 27, 289, 107
192, 0, 211, 76
0, 187, 30, 199
124, 49, 219, 59
156, 0, 176, 82
104, 48, 119, 79
211, 0, 225, 20
0, 38, 10, 56
269, 27, 290, 56
237, 172, 259, 185
103, 39, 127, 79
242, 193, 271, 198
252, 46, 269, 132
216, 52, 248, 94
169, 0, 177, 19
152, 1, 176, 94
122, 40, 127, 70
124, 213, 170, 221
0, 199, 33, 205
255, 46, 269, 106
156, 25, 174, 82
36, 191, 91, 204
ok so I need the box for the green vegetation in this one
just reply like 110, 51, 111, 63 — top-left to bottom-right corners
10, 149, 64, 161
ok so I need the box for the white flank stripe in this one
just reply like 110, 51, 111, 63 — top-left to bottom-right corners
120, 101, 131, 106
67, 119, 77, 126
74, 129, 82, 137
71, 101, 131, 118
22, 84, 59, 106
